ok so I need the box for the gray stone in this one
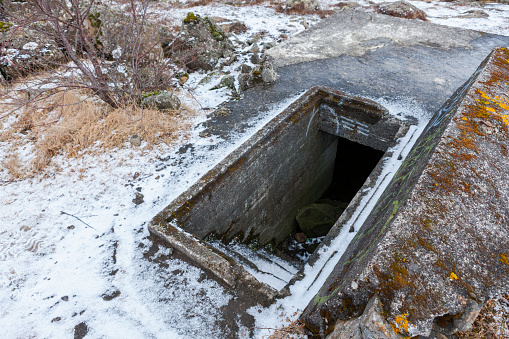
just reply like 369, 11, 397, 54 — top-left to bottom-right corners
133, 192, 144, 205
247, 33, 261, 45
240, 64, 253, 74
130, 135, 142, 146
211, 75, 236, 90
378, 1, 427, 21
328, 295, 403, 339
452, 301, 484, 332
249, 43, 260, 54
261, 65, 279, 83
296, 203, 344, 238
250, 53, 261, 64
328, 318, 363, 338
239, 60, 279, 91
359, 296, 402, 338
262, 41, 276, 50
301, 48, 509, 337
142, 91, 181, 110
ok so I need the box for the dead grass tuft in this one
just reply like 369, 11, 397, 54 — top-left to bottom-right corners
1, 154, 26, 180
0, 89, 194, 179
266, 319, 309, 338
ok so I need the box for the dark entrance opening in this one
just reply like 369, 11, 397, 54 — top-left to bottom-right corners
279, 136, 386, 263
325, 137, 386, 202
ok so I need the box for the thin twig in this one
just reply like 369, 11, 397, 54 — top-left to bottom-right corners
60, 210, 96, 230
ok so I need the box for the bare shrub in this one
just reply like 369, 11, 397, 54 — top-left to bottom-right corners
0, 0, 183, 111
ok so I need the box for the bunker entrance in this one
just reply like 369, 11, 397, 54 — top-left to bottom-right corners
279, 137, 386, 262
149, 87, 408, 299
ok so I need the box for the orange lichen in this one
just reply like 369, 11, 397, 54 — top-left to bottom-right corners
392, 313, 409, 333
500, 254, 509, 265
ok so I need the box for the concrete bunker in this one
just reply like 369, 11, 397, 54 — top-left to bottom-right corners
148, 86, 408, 298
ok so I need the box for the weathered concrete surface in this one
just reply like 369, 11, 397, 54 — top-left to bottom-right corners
301, 47, 509, 337
266, 10, 476, 68
204, 10, 509, 139
149, 87, 405, 296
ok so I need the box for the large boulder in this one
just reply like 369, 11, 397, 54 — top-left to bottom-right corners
377, 1, 427, 21
296, 203, 344, 238
169, 13, 235, 71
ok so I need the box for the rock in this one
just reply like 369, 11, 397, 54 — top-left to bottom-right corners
262, 41, 276, 50
261, 65, 279, 83
0, 27, 66, 81
458, 10, 489, 19
452, 301, 484, 332
378, 1, 427, 21
250, 53, 261, 64
179, 76, 188, 85
211, 75, 235, 90
142, 91, 181, 110
172, 13, 235, 71
250, 43, 260, 54
295, 232, 307, 243
130, 135, 142, 146
102, 289, 121, 301
238, 59, 279, 91
328, 295, 403, 339
247, 33, 261, 45
240, 63, 252, 73
296, 203, 344, 238
285, 0, 322, 11
133, 192, 144, 205
74, 322, 88, 339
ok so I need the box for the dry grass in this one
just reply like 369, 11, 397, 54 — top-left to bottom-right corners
265, 319, 309, 338
0, 90, 194, 179
456, 296, 509, 339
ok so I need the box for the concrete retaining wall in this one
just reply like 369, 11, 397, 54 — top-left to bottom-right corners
149, 86, 406, 293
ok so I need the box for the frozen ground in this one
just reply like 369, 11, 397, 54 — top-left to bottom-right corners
1, 1, 508, 338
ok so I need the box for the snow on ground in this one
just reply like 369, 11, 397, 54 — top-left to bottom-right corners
1, 1, 508, 338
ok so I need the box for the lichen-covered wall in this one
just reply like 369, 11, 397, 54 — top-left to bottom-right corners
301, 48, 509, 337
